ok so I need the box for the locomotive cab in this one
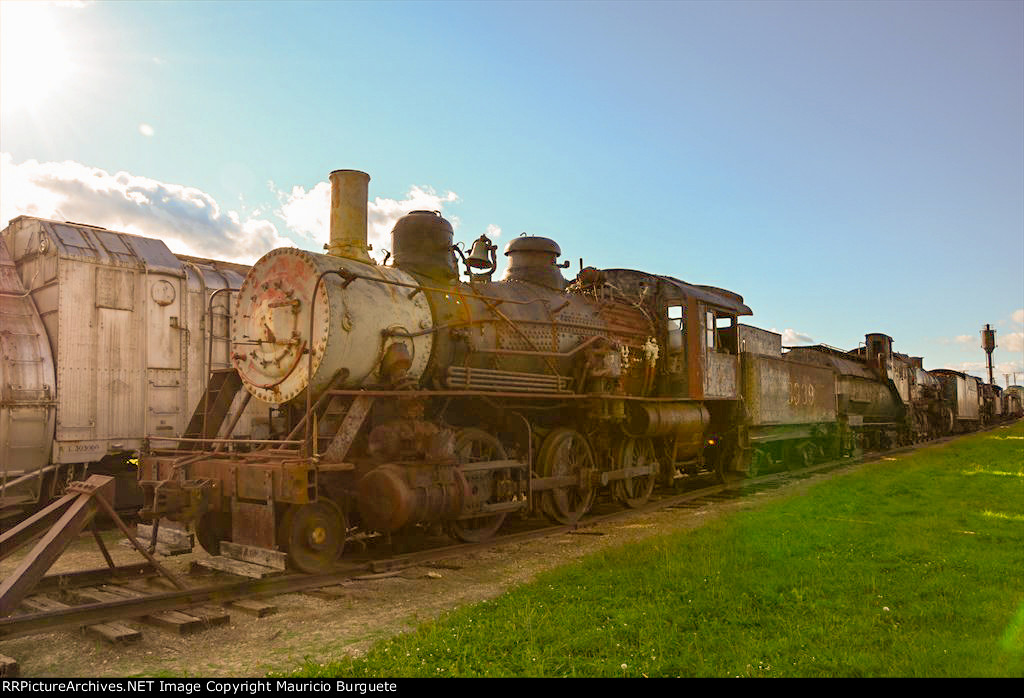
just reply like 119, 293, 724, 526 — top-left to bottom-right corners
571, 268, 752, 480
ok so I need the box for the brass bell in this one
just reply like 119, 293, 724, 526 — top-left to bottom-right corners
466, 235, 496, 270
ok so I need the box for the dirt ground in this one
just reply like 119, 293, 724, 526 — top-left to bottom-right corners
0, 468, 854, 678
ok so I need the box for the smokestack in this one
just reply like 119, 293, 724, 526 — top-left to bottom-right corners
327, 169, 372, 263
981, 324, 997, 385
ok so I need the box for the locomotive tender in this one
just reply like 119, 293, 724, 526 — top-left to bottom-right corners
103, 169, 1015, 572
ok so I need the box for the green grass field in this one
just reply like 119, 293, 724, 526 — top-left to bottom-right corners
290, 421, 1024, 678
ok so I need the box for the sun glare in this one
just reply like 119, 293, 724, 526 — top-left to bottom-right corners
0, 1, 76, 112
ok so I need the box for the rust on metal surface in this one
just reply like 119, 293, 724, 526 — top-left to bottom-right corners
321, 395, 374, 463
742, 354, 837, 426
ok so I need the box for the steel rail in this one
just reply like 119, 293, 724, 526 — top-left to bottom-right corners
0, 473, 752, 641
0, 566, 368, 641
30, 562, 158, 595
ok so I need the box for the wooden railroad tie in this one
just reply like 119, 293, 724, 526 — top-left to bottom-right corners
191, 541, 288, 579
67, 586, 228, 635
223, 599, 278, 617
20, 596, 140, 644
0, 653, 18, 678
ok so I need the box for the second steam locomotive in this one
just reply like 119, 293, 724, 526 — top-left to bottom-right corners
137, 169, 1021, 572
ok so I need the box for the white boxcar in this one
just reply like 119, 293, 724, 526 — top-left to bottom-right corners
0, 216, 263, 522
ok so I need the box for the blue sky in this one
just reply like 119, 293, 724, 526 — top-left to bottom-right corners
1, 0, 1022, 383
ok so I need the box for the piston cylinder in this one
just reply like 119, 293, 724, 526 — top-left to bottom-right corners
356, 464, 464, 532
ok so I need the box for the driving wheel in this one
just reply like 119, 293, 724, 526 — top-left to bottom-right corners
537, 428, 596, 525
448, 428, 508, 543
613, 437, 656, 509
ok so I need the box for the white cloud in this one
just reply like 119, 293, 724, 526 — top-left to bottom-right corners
939, 329, 1024, 356
945, 358, 1024, 383
275, 180, 460, 262
2, 154, 482, 269
782, 329, 814, 347
770, 327, 814, 347
939, 334, 977, 345
946, 360, 986, 373
1004, 332, 1024, 354
1012, 309, 1024, 325
0, 153, 291, 263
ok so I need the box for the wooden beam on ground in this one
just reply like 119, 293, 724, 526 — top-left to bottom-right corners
0, 653, 19, 677
129, 523, 194, 556
192, 557, 284, 579
221, 541, 287, 570
99, 585, 229, 629
223, 599, 277, 617
0, 475, 115, 617
302, 585, 349, 600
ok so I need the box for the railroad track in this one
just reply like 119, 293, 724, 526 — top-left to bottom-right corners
0, 432, 971, 661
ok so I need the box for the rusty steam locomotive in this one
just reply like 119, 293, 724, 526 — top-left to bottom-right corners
118, 169, 1017, 572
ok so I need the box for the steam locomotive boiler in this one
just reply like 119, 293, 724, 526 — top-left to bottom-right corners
138, 169, 755, 571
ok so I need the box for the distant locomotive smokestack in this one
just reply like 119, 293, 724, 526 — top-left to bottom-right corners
981, 324, 997, 385
327, 169, 372, 263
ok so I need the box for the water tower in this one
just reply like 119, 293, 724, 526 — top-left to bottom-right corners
981, 324, 997, 384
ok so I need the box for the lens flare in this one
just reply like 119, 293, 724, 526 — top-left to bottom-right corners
0, 2, 75, 112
